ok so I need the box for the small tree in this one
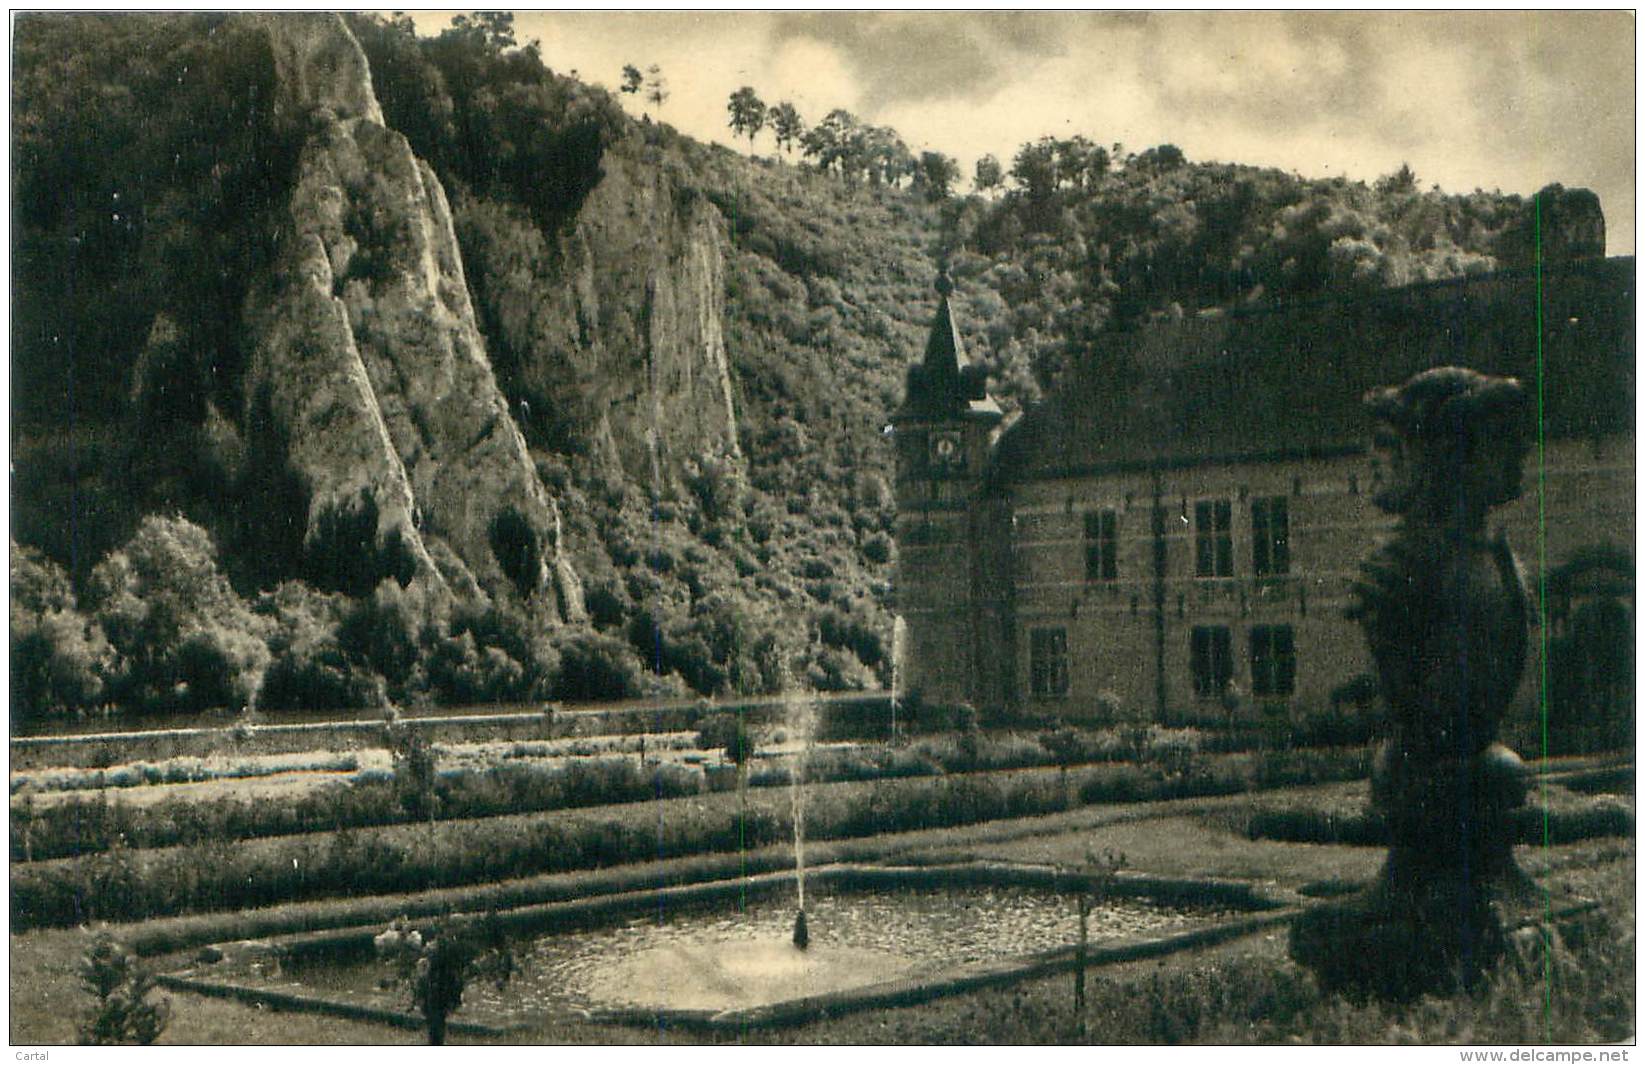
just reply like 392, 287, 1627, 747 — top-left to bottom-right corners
768, 101, 804, 157
916, 151, 961, 202
1039, 727, 1084, 808
1052, 136, 1088, 189
88, 515, 270, 714
1375, 162, 1419, 196
1085, 144, 1112, 185
1141, 143, 1186, 171
1011, 137, 1059, 203
974, 153, 1004, 197
384, 709, 439, 830
620, 63, 643, 95
802, 109, 861, 179
699, 710, 758, 831
698, 710, 758, 768
76, 934, 171, 1046
375, 917, 514, 1045
1066, 848, 1127, 1036
727, 86, 766, 154
644, 64, 669, 114
445, 11, 516, 52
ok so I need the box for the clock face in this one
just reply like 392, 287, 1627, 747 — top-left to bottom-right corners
929, 431, 965, 470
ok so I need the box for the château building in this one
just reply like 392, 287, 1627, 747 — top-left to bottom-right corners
892, 255, 1634, 728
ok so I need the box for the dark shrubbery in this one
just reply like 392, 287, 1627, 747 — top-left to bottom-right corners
85, 516, 271, 715
549, 630, 652, 701
43, 735, 1627, 932
11, 544, 113, 720
374, 914, 515, 1045
696, 712, 758, 764
13, 794, 785, 928
11, 756, 706, 864
75, 934, 171, 1046
1243, 784, 1633, 847
9, 761, 1070, 927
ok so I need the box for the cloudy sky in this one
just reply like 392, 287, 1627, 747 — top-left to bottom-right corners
415, 10, 1636, 254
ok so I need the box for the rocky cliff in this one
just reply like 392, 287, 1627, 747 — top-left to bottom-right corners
457, 143, 741, 484
240, 13, 582, 618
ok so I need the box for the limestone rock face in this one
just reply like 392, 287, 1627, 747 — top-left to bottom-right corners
256, 10, 383, 127
459, 145, 740, 485
240, 13, 581, 619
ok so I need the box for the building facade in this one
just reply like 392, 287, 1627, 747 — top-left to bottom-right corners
893, 257, 1635, 728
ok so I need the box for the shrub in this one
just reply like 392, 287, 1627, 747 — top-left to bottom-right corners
806, 645, 877, 691
256, 580, 386, 712
385, 715, 439, 821
76, 933, 170, 1045
12, 539, 77, 614
683, 450, 749, 525
816, 602, 887, 668
375, 915, 514, 1045
426, 631, 526, 705
697, 712, 758, 764
861, 531, 893, 564
10, 606, 112, 720
1248, 746, 1373, 790
450, 604, 559, 694
86, 515, 271, 713
338, 579, 445, 696
259, 649, 387, 713
550, 630, 649, 700
172, 625, 267, 710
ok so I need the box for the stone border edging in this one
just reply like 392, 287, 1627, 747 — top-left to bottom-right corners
675, 908, 1301, 1032
154, 972, 529, 1038
164, 860, 1290, 1035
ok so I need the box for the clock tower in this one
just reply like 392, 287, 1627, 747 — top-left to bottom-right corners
890, 270, 1003, 708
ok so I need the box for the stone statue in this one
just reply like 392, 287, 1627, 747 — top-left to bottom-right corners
1290, 367, 1539, 999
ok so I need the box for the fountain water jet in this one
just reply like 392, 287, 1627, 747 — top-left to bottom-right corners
890, 615, 906, 741
786, 685, 815, 949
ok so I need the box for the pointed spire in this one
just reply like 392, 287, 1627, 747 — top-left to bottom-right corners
921, 268, 967, 390
898, 266, 1002, 424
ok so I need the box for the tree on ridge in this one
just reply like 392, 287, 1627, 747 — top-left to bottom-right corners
727, 86, 767, 154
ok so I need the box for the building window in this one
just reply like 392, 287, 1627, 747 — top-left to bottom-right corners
1030, 627, 1070, 698
1250, 624, 1297, 696
1083, 509, 1118, 581
1190, 626, 1233, 697
1194, 499, 1233, 577
1251, 496, 1290, 576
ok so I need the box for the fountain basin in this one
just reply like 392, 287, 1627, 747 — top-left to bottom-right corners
168, 862, 1290, 1032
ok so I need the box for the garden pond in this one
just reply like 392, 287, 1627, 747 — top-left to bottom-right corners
212, 879, 1247, 1024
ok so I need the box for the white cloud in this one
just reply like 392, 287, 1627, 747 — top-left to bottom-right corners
762, 37, 861, 121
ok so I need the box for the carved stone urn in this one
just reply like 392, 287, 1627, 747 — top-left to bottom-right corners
1290, 367, 1540, 999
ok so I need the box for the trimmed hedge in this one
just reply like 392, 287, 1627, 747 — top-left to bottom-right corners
12, 761, 1172, 929
1244, 787, 1633, 846
12, 757, 703, 862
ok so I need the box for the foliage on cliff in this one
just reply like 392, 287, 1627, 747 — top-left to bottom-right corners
13, 14, 308, 576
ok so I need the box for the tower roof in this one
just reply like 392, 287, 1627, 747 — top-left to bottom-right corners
923, 270, 967, 381
898, 270, 1002, 423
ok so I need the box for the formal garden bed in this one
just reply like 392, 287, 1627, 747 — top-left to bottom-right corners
10, 720, 1368, 861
